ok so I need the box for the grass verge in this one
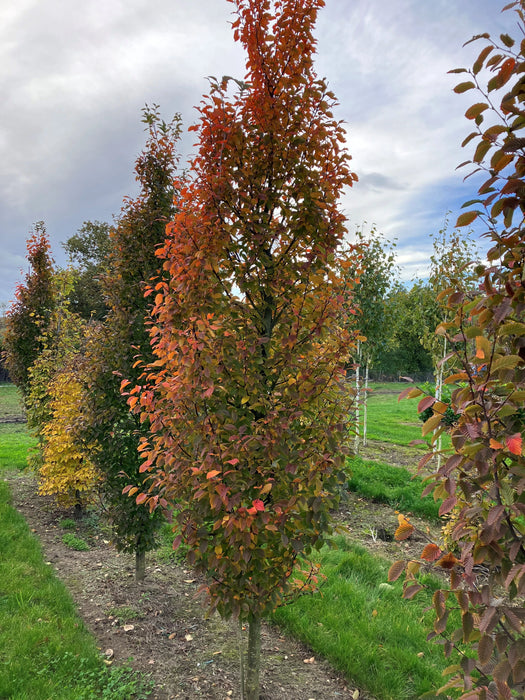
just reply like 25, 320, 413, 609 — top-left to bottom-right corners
0, 455, 153, 698
273, 538, 455, 700
0, 383, 25, 418
347, 455, 441, 520
364, 383, 427, 446
0, 424, 35, 471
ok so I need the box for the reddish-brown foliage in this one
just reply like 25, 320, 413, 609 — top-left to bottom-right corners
129, 0, 358, 628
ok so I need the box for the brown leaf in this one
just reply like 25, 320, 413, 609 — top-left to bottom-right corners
403, 583, 423, 600
394, 521, 414, 541
388, 560, 406, 582
493, 658, 512, 683
477, 634, 494, 666
454, 81, 476, 93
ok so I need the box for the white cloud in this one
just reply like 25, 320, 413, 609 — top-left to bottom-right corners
0, 0, 514, 306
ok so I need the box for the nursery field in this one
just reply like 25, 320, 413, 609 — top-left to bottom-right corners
0, 383, 454, 699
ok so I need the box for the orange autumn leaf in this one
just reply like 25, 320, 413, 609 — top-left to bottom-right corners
421, 543, 443, 562
437, 552, 459, 570
395, 514, 415, 541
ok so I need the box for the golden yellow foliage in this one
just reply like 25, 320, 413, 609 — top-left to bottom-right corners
39, 369, 100, 508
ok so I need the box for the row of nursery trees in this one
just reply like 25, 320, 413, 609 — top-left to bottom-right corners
1, 1, 524, 698
0, 232, 476, 384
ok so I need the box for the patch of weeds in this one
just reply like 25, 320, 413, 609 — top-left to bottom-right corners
62, 533, 90, 551
59, 517, 77, 530
42, 653, 154, 699
155, 519, 188, 563
81, 511, 101, 532
106, 605, 144, 623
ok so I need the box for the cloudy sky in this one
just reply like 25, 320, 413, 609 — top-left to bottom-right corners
0, 0, 512, 308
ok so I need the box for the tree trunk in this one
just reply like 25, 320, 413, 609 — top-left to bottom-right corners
135, 550, 146, 582
74, 490, 83, 521
239, 620, 246, 700
363, 358, 369, 447
434, 337, 447, 471
354, 340, 361, 453
245, 616, 261, 700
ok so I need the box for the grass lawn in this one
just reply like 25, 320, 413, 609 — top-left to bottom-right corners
0, 383, 25, 418
0, 476, 154, 699
0, 424, 35, 470
273, 538, 455, 700
347, 455, 440, 520
363, 382, 428, 447
0, 388, 153, 699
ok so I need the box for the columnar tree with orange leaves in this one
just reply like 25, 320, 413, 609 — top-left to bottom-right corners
127, 1, 358, 695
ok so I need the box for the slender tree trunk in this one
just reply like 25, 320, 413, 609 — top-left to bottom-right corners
239, 620, 246, 700
135, 550, 146, 582
363, 358, 369, 447
74, 490, 83, 520
245, 616, 261, 700
354, 340, 361, 453
435, 337, 447, 471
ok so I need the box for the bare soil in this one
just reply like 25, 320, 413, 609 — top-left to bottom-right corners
5, 471, 383, 700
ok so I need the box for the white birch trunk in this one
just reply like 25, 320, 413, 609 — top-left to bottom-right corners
363, 358, 369, 447
434, 337, 447, 470
354, 340, 361, 453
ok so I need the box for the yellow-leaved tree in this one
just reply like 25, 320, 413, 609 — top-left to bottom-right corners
39, 363, 100, 513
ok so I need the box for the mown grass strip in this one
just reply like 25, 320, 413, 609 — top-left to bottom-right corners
0, 424, 35, 471
0, 384, 25, 419
347, 455, 441, 520
0, 478, 100, 698
273, 538, 454, 700
0, 465, 153, 698
364, 383, 426, 446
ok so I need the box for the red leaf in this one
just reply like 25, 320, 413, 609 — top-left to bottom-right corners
403, 583, 423, 599
136, 493, 148, 505
439, 495, 458, 516
417, 396, 436, 413
506, 433, 522, 455
207, 469, 221, 479
252, 499, 265, 512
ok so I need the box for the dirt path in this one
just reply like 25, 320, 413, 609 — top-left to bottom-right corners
5, 471, 376, 700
